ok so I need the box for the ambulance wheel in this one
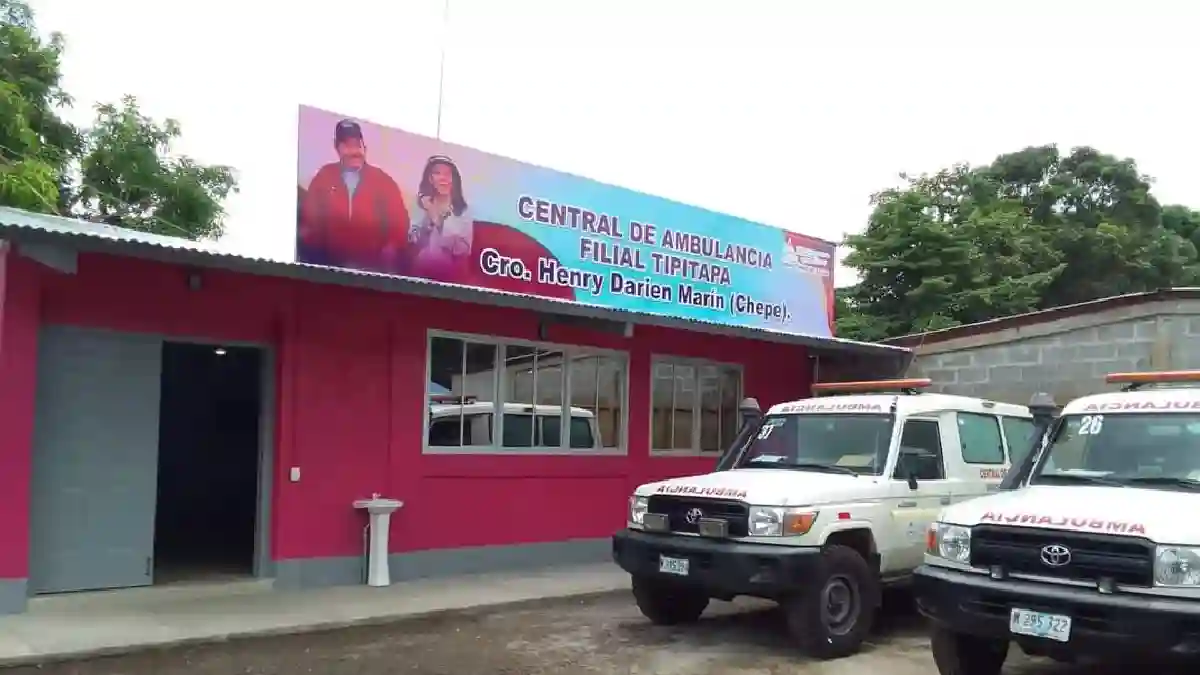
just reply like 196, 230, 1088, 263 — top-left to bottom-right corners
930, 626, 1008, 675
632, 576, 709, 625
784, 544, 879, 660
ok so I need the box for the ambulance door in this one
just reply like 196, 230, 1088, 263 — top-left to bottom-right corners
949, 412, 1009, 499
888, 416, 953, 570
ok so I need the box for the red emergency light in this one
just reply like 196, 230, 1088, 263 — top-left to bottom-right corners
811, 378, 932, 395
1106, 370, 1200, 391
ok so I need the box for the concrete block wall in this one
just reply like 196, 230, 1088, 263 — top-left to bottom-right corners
906, 299, 1200, 406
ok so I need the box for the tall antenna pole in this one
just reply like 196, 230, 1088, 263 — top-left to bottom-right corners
435, 0, 450, 140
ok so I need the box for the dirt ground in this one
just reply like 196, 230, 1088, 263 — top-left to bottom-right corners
4, 592, 1194, 675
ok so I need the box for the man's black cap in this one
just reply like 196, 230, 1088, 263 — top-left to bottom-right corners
334, 119, 364, 143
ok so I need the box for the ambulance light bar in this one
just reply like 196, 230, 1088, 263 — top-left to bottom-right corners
811, 378, 932, 396
1106, 370, 1200, 391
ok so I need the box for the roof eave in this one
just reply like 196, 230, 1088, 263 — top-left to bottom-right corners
0, 221, 908, 358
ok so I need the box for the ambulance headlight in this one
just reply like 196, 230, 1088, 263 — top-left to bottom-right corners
927, 522, 972, 564
748, 507, 818, 537
628, 495, 649, 526
1154, 546, 1200, 586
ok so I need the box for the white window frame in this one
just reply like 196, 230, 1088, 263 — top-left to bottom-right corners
649, 354, 744, 457
423, 329, 630, 455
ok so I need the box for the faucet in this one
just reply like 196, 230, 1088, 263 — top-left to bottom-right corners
371, 492, 380, 500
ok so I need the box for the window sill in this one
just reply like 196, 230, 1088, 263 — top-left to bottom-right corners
649, 449, 724, 458
422, 446, 628, 456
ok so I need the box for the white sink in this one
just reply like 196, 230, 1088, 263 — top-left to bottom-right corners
353, 497, 404, 515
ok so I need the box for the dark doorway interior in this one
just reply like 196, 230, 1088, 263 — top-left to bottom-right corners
155, 342, 263, 584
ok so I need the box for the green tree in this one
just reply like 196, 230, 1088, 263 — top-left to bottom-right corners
838, 145, 1199, 341
74, 97, 237, 239
0, 0, 237, 239
0, 0, 79, 212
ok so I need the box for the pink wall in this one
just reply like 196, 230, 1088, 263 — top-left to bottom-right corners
0, 252, 812, 578
0, 250, 41, 578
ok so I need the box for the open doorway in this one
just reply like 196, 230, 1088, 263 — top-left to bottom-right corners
154, 342, 265, 584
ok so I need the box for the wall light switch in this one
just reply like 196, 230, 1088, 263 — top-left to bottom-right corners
289, 467, 301, 483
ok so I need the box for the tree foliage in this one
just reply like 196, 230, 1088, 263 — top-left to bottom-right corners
0, 0, 236, 239
838, 145, 1200, 341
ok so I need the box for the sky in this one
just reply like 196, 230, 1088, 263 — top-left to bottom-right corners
26, 0, 1200, 287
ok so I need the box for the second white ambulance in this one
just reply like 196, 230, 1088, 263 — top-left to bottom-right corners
917, 370, 1200, 674
611, 378, 1034, 659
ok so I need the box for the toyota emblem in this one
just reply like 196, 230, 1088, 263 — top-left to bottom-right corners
685, 508, 705, 524
1040, 544, 1072, 568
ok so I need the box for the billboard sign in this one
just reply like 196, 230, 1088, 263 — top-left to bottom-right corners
296, 106, 836, 337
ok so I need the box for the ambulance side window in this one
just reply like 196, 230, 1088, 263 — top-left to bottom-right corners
894, 419, 945, 480
957, 413, 1004, 464
1001, 417, 1037, 465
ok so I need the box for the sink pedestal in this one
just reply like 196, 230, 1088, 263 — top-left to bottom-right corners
352, 496, 404, 587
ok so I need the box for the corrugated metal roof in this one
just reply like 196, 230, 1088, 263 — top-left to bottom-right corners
0, 206, 907, 357
882, 287, 1200, 347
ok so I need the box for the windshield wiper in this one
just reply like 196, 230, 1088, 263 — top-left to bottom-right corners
745, 461, 859, 476
1116, 475, 1200, 491
1033, 473, 1124, 487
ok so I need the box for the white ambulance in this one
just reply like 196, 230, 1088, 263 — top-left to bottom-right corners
917, 370, 1200, 674
611, 379, 1034, 659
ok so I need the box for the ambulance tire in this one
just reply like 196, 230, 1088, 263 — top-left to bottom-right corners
930, 626, 1009, 675
784, 544, 879, 660
632, 576, 710, 625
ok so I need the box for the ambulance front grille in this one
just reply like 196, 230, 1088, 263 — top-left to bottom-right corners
646, 497, 749, 537
971, 525, 1155, 587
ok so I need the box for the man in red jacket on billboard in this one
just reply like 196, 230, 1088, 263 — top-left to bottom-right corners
299, 119, 411, 273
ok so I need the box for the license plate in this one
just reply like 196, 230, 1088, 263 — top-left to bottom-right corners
1009, 608, 1071, 642
658, 555, 689, 576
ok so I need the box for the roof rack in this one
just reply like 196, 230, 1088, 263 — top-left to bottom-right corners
1105, 370, 1200, 392
811, 378, 932, 397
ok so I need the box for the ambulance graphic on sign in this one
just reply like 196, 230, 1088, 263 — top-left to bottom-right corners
782, 232, 832, 278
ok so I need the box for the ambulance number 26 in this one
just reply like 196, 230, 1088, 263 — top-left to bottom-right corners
1078, 415, 1104, 436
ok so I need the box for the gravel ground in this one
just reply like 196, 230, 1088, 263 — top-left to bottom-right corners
3, 591, 1193, 675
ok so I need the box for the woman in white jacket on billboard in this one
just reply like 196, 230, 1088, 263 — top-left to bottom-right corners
409, 155, 473, 279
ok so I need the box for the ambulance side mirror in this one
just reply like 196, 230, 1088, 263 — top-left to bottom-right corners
715, 398, 763, 472
895, 450, 921, 490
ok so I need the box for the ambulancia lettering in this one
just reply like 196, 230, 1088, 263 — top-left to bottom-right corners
1083, 400, 1200, 412
979, 467, 1007, 480
655, 484, 748, 500
979, 511, 1147, 535
777, 402, 884, 413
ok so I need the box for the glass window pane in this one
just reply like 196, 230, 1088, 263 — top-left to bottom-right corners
1002, 417, 1037, 465
462, 342, 496, 445
958, 413, 1004, 464
699, 366, 721, 453
719, 367, 741, 451
651, 362, 674, 449
541, 415, 561, 447
596, 356, 625, 448
427, 337, 465, 446
569, 416, 595, 449
896, 420, 945, 480
535, 348, 565, 448
502, 414, 534, 448
673, 364, 696, 450
570, 352, 625, 449
503, 345, 536, 447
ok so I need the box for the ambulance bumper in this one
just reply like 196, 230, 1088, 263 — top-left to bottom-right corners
915, 564, 1200, 657
611, 528, 823, 599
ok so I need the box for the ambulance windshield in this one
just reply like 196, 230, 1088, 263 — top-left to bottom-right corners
1031, 412, 1200, 489
736, 414, 894, 475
